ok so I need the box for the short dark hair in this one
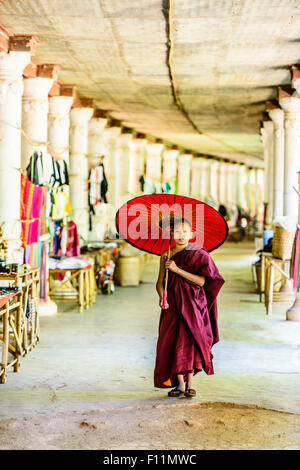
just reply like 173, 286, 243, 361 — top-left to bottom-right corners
172, 217, 192, 231
159, 214, 192, 231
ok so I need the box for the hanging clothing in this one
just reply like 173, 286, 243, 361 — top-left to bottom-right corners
64, 220, 80, 257
89, 166, 104, 206
162, 182, 171, 194
58, 159, 69, 186
143, 179, 156, 194
27, 185, 43, 244
139, 175, 145, 192
26, 152, 44, 185
49, 156, 63, 188
51, 190, 72, 220
154, 243, 225, 389
20, 174, 44, 246
88, 163, 108, 231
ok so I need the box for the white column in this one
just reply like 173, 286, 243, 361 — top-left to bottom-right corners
191, 157, 202, 199
262, 120, 274, 225
48, 96, 73, 166
200, 159, 209, 201
215, 160, 221, 204
237, 164, 247, 209
246, 167, 252, 215
0, 51, 31, 262
145, 142, 164, 193
219, 161, 227, 205
103, 126, 122, 208
177, 153, 192, 196
260, 128, 269, 209
256, 168, 264, 223
116, 133, 133, 207
206, 160, 212, 198
128, 138, 146, 197
21, 77, 53, 172
268, 107, 284, 219
279, 96, 300, 221
69, 106, 93, 240
162, 148, 179, 193
225, 162, 233, 206
232, 164, 239, 206
88, 117, 107, 168
209, 160, 219, 203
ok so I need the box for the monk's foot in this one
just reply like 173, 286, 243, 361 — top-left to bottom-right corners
168, 386, 185, 397
184, 387, 196, 398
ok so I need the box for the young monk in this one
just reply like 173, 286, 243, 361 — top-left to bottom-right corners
154, 217, 225, 398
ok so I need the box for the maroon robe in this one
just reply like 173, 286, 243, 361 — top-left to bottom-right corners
154, 243, 225, 388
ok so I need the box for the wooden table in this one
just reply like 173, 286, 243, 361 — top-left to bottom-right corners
0, 269, 40, 354
49, 264, 95, 312
0, 291, 22, 384
81, 246, 120, 294
260, 253, 293, 315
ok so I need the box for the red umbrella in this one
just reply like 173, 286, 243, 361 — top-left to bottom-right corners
115, 193, 228, 307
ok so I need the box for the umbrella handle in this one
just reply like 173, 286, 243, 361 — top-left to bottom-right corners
162, 237, 171, 309
162, 288, 169, 309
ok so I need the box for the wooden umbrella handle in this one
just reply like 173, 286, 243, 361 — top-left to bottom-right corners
162, 238, 171, 309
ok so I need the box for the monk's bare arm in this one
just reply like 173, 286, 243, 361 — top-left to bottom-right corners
165, 259, 205, 287
175, 267, 205, 287
156, 252, 167, 294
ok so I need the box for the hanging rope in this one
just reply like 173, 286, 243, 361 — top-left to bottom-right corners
0, 119, 71, 160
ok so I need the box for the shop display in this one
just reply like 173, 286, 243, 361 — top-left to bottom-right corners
81, 242, 121, 294
88, 161, 108, 231
0, 228, 8, 260
0, 268, 40, 384
0, 290, 23, 384
49, 263, 95, 312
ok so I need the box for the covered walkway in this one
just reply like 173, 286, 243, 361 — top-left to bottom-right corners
0, 240, 299, 449
0, 1, 300, 450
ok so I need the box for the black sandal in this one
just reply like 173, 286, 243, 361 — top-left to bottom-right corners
185, 387, 196, 398
168, 387, 185, 397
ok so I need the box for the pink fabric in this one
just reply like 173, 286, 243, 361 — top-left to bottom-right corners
154, 243, 225, 388
0, 291, 20, 309
27, 186, 43, 244
65, 221, 80, 257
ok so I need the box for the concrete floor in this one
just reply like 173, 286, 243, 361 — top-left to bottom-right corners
1, 240, 300, 419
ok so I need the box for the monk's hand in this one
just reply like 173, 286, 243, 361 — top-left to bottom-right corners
159, 294, 167, 309
165, 259, 178, 272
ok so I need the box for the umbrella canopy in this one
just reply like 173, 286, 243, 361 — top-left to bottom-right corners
115, 194, 228, 256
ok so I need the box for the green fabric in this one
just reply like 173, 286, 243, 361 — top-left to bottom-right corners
297, 248, 300, 293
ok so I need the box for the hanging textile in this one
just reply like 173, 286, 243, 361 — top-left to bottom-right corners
27, 185, 43, 244
20, 173, 43, 246
139, 175, 145, 192
51, 190, 72, 220
88, 162, 108, 231
290, 226, 300, 293
162, 182, 171, 194
64, 220, 80, 257
26, 152, 44, 185
39, 241, 49, 300
39, 186, 48, 237
58, 159, 69, 186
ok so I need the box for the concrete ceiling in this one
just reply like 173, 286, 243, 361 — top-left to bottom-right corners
1, 0, 300, 167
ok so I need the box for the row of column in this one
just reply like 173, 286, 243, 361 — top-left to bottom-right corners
263, 82, 300, 226
0, 47, 264, 263
145, 146, 262, 216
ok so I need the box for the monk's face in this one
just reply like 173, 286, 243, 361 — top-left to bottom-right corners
172, 222, 192, 246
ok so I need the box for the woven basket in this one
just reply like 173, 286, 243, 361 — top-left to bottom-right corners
272, 226, 295, 260
114, 256, 140, 286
